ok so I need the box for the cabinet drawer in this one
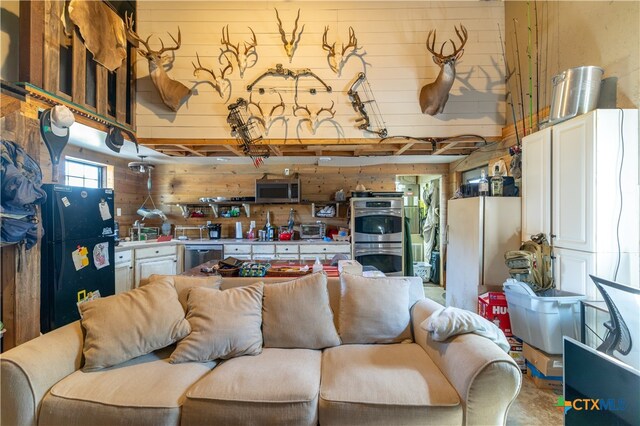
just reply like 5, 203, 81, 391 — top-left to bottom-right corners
276, 245, 299, 254
115, 250, 132, 265
252, 244, 275, 254
225, 244, 251, 254
135, 245, 177, 259
300, 244, 350, 254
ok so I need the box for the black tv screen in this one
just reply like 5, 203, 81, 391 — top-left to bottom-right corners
564, 337, 640, 425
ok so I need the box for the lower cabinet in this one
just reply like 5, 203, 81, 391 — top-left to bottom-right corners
135, 256, 177, 287
114, 250, 134, 294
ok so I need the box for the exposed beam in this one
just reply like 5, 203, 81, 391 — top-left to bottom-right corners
176, 145, 205, 157
394, 143, 415, 155
432, 141, 460, 155
223, 144, 244, 156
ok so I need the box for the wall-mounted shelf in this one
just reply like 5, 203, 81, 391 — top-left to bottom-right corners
311, 202, 343, 218
174, 202, 251, 218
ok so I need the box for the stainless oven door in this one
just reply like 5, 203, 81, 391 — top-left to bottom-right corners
353, 209, 403, 242
354, 242, 403, 276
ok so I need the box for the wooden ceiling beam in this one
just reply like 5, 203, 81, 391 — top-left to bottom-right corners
175, 145, 205, 157
432, 141, 460, 155
223, 144, 245, 157
394, 143, 415, 156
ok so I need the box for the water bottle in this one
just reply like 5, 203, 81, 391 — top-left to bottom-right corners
313, 257, 323, 273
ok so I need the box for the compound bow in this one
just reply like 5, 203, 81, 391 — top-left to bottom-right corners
347, 72, 387, 138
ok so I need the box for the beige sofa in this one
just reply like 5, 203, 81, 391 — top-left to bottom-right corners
1, 275, 521, 426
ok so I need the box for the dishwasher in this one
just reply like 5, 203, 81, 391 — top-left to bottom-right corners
184, 244, 224, 270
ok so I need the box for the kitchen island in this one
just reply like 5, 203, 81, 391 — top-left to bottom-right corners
114, 238, 351, 292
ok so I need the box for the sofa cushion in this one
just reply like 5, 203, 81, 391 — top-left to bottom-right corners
183, 348, 320, 426
79, 279, 191, 371
338, 273, 413, 343
143, 274, 222, 311
262, 272, 341, 349
39, 346, 215, 426
170, 282, 264, 363
319, 344, 462, 425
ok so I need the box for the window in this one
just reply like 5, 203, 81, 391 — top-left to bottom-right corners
64, 158, 105, 188
462, 166, 489, 184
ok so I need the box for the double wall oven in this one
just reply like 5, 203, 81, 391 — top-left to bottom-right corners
352, 198, 404, 276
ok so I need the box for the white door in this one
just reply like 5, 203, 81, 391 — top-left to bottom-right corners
445, 197, 482, 312
552, 114, 595, 251
483, 197, 522, 287
553, 247, 595, 298
522, 127, 551, 241
135, 256, 177, 287
115, 263, 134, 294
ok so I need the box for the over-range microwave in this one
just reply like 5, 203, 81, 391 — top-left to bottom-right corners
255, 177, 301, 203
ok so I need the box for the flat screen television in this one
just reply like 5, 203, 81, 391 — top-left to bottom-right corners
564, 337, 640, 425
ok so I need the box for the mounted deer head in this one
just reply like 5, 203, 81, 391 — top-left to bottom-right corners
275, 8, 304, 62
419, 24, 468, 116
322, 26, 360, 75
125, 13, 190, 112
220, 25, 258, 78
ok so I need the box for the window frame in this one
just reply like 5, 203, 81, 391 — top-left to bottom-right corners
64, 157, 106, 188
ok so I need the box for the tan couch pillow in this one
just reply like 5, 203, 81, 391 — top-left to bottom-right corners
143, 274, 222, 310
170, 282, 264, 363
338, 273, 412, 344
263, 272, 341, 349
80, 278, 191, 371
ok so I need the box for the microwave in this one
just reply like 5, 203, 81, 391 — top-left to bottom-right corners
255, 177, 300, 203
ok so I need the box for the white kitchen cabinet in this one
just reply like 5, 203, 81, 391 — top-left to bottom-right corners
445, 197, 522, 312
226, 244, 251, 257
114, 250, 134, 294
522, 109, 639, 297
521, 127, 551, 241
133, 245, 178, 287
299, 243, 351, 262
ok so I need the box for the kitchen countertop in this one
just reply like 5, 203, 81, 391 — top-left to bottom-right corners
115, 238, 350, 251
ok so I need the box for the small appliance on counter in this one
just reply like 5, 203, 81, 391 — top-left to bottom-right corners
300, 221, 326, 239
207, 222, 221, 239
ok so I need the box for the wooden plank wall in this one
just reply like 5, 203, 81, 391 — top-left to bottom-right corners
150, 162, 450, 239
0, 104, 42, 350
39, 145, 148, 238
135, 1, 506, 141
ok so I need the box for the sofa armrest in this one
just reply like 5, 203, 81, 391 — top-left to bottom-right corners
1, 321, 84, 426
411, 298, 522, 426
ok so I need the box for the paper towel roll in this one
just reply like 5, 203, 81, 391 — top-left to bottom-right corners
235, 222, 243, 239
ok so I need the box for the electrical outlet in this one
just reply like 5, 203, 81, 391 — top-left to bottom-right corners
116, 208, 122, 217
284, 168, 290, 176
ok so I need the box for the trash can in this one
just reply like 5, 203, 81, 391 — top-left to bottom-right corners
503, 279, 586, 354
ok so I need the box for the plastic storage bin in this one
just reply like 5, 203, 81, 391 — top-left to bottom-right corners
503, 279, 587, 354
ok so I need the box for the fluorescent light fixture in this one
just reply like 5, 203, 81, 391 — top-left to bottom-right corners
318, 157, 332, 161
215, 157, 229, 162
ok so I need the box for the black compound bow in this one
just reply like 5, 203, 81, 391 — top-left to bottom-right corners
347, 72, 387, 138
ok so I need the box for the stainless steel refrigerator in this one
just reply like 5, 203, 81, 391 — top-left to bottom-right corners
40, 184, 116, 332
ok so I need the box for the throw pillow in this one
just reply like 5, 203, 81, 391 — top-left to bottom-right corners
170, 282, 264, 363
338, 273, 412, 344
143, 274, 223, 311
262, 272, 341, 349
420, 306, 510, 353
79, 278, 191, 371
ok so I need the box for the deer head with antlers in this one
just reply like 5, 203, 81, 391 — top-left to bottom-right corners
125, 13, 190, 112
322, 26, 360, 75
275, 8, 304, 62
220, 25, 258, 78
419, 24, 468, 116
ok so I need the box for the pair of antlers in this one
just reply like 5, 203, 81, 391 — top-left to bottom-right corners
426, 24, 468, 60
124, 12, 181, 60
275, 8, 304, 61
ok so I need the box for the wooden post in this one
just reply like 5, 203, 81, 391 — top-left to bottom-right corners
116, 63, 127, 123
96, 65, 108, 116
72, 31, 87, 105
18, 1, 44, 87
43, 0, 61, 94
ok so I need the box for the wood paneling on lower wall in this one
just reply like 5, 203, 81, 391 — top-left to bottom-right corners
39, 145, 147, 237
150, 162, 450, 238
0, 104, 42, 349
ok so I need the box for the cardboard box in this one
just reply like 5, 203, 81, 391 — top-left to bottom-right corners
478, 291, 512, 336
526, 361, 563, 391
523, 343, 563, 377
508, 336, 526, 373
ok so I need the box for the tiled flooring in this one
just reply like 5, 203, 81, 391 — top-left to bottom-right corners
423, 283, 563, 425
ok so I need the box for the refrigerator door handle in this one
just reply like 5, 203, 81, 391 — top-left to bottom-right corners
56, 241, 66, 292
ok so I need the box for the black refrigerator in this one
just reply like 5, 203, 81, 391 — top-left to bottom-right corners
41, 184, 116, 332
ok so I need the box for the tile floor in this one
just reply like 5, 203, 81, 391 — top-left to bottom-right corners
422, 283, 564, 425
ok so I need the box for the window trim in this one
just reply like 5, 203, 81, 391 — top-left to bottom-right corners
64, 157, 106, 188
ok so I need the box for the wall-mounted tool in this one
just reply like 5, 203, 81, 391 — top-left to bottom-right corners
39, 105, 75, 182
